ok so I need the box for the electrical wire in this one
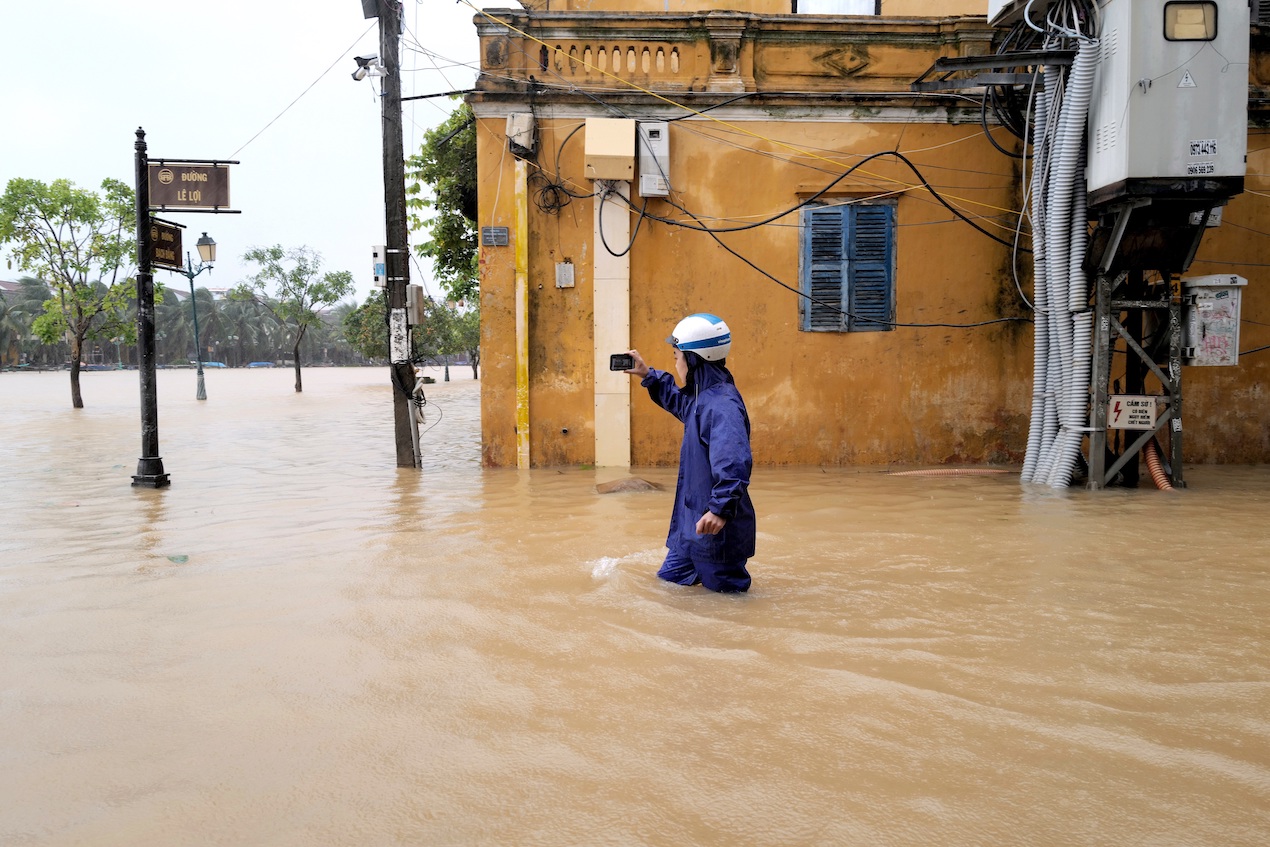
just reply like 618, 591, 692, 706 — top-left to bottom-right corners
464, 4, 1032, 222
596, 183, 647, 257
227, 22, 376, 159
615, 148, 1031, 252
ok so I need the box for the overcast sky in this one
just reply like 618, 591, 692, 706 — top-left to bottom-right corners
0, 0, 501, 305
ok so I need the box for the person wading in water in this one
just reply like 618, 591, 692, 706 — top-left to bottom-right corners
624, 313, 756, 593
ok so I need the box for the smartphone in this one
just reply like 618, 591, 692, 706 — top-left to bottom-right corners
609, 353, 634, 371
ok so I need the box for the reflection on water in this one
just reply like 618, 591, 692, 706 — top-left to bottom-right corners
1, 367, 1268, 846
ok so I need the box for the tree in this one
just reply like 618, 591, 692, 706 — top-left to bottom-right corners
406, 102, 478, 303
6, 277, 60, 367
413, 296, 455, 368
454, 305, 480, 379
343, 290, 390, 361
0, 178, 136, 407
235, 245, 353, 392
0, 293, 23, 366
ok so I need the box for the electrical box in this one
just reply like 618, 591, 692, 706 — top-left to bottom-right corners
555, 261, 575, 289
1087, 0, 1249, 207
1182, 273, 1246, 366
584, 118, 635, 181
406, 283, 425, 326
372, 245, 386, 288
987, 0, 1056, 27
637, 121, 670, 197
506, 113, 535, 155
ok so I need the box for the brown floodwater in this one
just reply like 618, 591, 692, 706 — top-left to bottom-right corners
1, 366, 1268, 846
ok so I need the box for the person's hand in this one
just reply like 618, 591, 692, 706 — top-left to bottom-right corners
625, 349, 649, 379
696, 511, 726, 535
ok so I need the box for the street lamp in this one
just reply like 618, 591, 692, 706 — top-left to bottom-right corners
181, 232, 216, 400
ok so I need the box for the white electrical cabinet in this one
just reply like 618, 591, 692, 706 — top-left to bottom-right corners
1087, 0, 1249, 206
1182, 273, 1247, 366
637, 121, 670, 198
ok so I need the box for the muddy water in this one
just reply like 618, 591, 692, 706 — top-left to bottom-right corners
1, 367, 1268, 846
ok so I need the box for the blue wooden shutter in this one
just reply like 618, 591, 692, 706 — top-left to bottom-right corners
846, 204, 894, 332
801, 206, 847, 331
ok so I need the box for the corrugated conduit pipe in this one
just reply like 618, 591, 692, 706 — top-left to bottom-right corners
1045, 40, 1098, 488
1144, 437, 1176, 491
1020, 72, 1052, 483
1048, 311, 1094, 488
1031, 67, 1067, 484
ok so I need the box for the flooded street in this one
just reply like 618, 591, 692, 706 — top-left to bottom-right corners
1, 367, 1268, 846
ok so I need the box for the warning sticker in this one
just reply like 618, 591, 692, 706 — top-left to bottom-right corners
1109, 395, 1159, 431
1178, 70, 1197, 88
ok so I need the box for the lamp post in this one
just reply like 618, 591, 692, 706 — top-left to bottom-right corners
181, 232, 217, 400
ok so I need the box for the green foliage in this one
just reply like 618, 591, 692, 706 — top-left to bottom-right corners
343, 290, 390, 360
406, 101, 478, 303
454, 305, 480, 377
0, 177, 138, 404
236, 245, 354, 391
409, 298, 480, 378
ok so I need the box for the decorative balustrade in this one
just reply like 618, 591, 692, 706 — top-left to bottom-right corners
475, 11, 996, 97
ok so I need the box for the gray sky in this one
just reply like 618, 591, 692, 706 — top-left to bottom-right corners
0, 0, 499, 305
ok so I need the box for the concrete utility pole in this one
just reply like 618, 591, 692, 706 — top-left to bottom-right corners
371, 0, 417, 467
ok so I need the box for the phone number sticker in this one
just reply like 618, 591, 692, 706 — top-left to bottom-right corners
1189, 139, 1217, 156
1187, 161, 1216, 176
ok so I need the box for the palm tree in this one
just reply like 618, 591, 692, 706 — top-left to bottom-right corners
0, 295, 24, 366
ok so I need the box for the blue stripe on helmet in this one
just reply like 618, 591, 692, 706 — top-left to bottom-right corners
678, 332, 731, 351
692, 313, 725, 324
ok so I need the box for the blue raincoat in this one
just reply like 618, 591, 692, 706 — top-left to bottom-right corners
642, 358, 756, 589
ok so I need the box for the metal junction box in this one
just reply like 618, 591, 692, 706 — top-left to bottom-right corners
584, 118, 635, 181
1087, 0, 1249, 207
637, 121, 671, 198
1181, 273, 1247, 366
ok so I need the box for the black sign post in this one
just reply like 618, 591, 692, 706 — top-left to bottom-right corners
130, 130, 240, 489
132, 127, 169, 488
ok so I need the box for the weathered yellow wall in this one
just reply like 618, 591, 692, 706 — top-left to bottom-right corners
479, 114, 1033, 467
475, 9, 1270, 468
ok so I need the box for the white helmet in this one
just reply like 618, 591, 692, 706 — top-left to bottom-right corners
667, 313, 731, 362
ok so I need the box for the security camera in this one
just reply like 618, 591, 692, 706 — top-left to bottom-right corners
351, 54, 381, 81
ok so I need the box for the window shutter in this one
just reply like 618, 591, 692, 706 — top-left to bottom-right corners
847, 204, 894, 332
802, 206, 847, 331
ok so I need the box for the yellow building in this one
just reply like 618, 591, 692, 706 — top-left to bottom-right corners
467, 1, 1270, 469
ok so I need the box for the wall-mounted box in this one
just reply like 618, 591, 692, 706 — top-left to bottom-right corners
637, 121, 670, 198
584, 118, 635, 181
1182, 273, 1247, 366
506, 113, 535, 154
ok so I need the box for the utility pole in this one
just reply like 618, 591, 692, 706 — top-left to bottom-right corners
370, 0, 417, 467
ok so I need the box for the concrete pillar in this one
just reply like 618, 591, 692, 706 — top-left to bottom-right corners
593, 182, 631, 468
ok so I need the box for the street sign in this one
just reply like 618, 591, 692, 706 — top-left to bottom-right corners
149, 220, 183, 270
148, 163, 231, 208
